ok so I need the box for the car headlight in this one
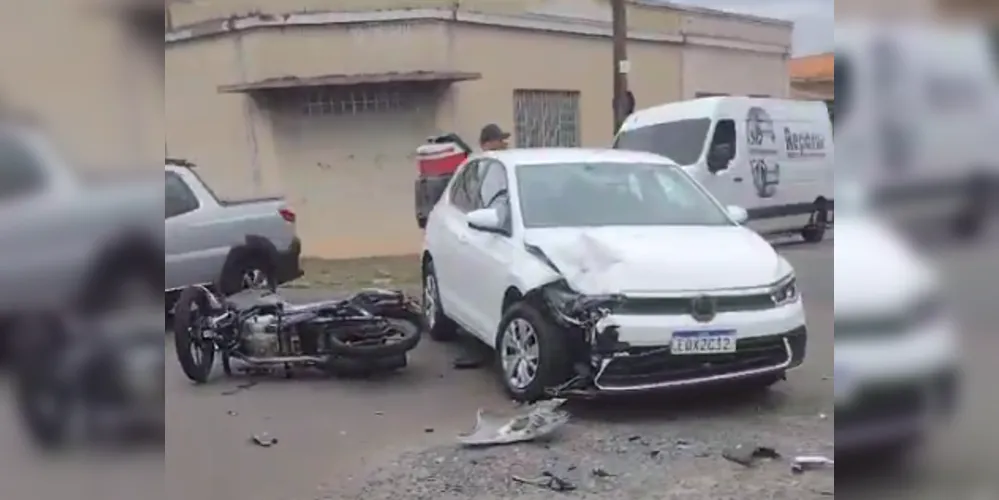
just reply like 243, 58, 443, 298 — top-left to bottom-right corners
770, 275, 799, 306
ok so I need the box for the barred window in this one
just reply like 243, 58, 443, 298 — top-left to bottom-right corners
513, 90, 580, 148
300, 85, 412, 116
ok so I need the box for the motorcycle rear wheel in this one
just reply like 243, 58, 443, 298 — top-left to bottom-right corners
173, 287, 215, 383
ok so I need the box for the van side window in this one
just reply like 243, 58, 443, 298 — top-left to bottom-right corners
706, 119, 736, 173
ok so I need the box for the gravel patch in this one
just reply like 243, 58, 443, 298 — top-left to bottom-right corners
332, 404, 834, 500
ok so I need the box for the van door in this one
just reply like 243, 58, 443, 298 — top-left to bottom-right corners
702, 117, 744, 207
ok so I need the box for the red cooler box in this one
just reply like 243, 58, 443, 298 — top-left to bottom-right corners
415, 134, 471, 228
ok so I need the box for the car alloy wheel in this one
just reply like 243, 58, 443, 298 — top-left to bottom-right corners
501, 318, 540, 390
423, 274, 438, 330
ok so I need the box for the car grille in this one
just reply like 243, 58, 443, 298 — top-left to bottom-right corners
595, 335, 790, 389
836, 383, 927, 432
616, 293, 775, 316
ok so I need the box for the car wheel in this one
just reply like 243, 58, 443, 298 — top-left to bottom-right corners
495, 302, 572, 402
422, 260, 458, 342
221, 254, 275, 296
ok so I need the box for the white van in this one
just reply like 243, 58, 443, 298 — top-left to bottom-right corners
614, 97, 834, 242
835, 24, 999, 238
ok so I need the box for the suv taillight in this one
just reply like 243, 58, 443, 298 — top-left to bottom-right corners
279, 208, 296, 223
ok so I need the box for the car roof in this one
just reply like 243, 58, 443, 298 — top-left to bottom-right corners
482, 148, 676, 167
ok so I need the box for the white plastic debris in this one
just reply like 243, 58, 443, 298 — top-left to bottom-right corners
458, 398, 570, 447
792, 455, 834, 473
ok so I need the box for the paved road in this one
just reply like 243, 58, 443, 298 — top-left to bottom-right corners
158, 239, 834, 500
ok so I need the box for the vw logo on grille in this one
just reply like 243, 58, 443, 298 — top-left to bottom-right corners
690, 295, 717, 323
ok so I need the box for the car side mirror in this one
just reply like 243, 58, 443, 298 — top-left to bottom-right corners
726, 205, 749, 224
466, 208, 505, 234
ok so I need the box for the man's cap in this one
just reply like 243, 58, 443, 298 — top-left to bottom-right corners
480, 123, 511, 143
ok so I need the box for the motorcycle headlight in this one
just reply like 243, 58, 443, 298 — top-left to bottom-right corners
770, 275, 799, 306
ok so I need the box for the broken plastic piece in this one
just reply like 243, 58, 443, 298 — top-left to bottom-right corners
792, 455, 834, 473
722, 444, 781, 467
458, 398, 570, 447
512, 471, 577, 492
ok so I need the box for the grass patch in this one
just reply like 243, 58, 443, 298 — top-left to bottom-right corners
286, 254, 422, 293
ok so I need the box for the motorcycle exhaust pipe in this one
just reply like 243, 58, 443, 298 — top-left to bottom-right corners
231, 354, 330, 365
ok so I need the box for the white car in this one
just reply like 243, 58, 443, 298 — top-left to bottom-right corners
421, 148, 807, 401
834, 183, 961, 457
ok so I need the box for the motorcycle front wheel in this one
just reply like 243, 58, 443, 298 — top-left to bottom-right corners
173, 287, 215, 383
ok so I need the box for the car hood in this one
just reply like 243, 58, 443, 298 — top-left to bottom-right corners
523, 225, 783, 294
834, 216, 936, 314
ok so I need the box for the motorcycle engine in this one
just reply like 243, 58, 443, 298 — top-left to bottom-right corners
242, 315, 280, 357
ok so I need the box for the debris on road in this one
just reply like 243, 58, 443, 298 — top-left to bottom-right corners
722, 444, 781, 467
250, 432, 278, 447
792, 455, 834, 473
591, 467, 615, 478
512, 471, 577, 492
222, 381, 258, 395
226, 410, 238, 416
458, 398, 570, 447
452, 355, 487, 370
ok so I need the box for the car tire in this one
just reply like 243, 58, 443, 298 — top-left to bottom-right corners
422, 260, 458, 342
220, 253, 276, 296
495, 301, 573, 403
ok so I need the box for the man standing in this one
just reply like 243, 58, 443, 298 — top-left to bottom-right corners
479, 123, 511, 151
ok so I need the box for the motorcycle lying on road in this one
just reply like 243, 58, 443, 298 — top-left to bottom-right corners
14, 312, 165, 450
172, 286, 424, 381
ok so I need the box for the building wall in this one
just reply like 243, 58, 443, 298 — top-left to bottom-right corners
0, 3, 162, 169
445, 24, 682, 150
166, 5, 792, 258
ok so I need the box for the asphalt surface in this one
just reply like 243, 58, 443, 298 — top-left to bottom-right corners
159, 238, 835, 500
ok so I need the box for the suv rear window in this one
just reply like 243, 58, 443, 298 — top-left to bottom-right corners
613, 118, 711, 165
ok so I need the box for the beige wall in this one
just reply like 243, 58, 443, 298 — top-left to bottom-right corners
0, 3, 163, 169
446, 24, 682, 149
166, 7, 790, 259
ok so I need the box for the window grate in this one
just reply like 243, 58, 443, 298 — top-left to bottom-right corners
299, 84, 413, 116
513, 90, 580, 148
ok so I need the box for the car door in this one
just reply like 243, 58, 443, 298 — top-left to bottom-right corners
164, 171, 206, 290
429, 160, 483, 330
461, 159, 518, 343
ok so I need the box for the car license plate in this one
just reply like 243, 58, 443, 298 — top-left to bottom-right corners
670, 330, 737, 355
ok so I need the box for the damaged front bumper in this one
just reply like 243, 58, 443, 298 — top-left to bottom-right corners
539, 281, 807, 398
550, 327, 806, 398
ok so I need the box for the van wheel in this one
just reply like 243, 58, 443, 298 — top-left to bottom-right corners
801, 224, 826, 243
802, 199, 830, 243
495, 302, 572, 402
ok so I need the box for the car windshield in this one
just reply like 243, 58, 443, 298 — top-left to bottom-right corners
516, 161, 734, 228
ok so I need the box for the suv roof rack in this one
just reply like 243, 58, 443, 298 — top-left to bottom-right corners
166, 157, 195, 168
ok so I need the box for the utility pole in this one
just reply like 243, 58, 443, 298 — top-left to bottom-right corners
611, 0, 630, 132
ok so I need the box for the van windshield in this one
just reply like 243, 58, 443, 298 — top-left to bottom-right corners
613, 118, 712, 166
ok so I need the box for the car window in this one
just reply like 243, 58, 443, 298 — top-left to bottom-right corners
165, 171, 199, 218
478, 159, 513, 233
0, 134, 45, 200
613, 118, 712, 165
478, 160, 509, 209
448, 160, 481, 213
516, 161, 732, 228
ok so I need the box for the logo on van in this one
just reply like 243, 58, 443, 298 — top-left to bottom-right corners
746, 106, 780, 198
746, 107, 776, 148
